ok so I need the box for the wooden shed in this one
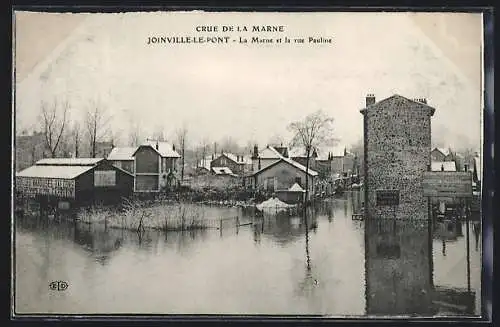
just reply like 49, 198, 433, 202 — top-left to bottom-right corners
16, 158, 134, 207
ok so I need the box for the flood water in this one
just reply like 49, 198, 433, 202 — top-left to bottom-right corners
14, 192, 482, 316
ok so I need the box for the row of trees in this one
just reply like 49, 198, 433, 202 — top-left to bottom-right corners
39, 98, 113, 159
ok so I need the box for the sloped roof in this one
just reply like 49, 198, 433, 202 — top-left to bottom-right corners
288, 147, 319, 159
259, 146, 284, 159
360, 94, 436, 116
142, 140, 181, 158
212, 166, 237, 176
431, 161, 457, 172
16, 165, 95, 179
107, 147, 137, 161
35, 158, 104, 166
221, 152, 253, 164
253, 158, 318, 177
432, 147, 451, 157
288, 183, 305, 192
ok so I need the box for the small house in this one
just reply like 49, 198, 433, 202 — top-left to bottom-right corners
211, 152, 252, 176
431, 147, 454, 162
15, 158, 134, 207
275, 182, 306, 204
132, 140, 181, 192
248, 157, 318, 201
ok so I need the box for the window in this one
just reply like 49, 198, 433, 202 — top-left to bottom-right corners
94, 170, 116, 187
266, 177, 276, 192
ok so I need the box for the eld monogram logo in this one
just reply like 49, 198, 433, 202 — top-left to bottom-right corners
49, 280, 69, 291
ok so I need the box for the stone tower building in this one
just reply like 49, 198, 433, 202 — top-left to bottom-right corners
360, 94, 435, 221
361, 94, 436, 315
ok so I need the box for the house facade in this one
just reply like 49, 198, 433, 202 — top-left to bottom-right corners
248, 158, 318, 201
15, 158, 134, 206
360, 94, 435, 221
108, 140, 180, 193
431, 147, 453, 162
210, 152, 252, 176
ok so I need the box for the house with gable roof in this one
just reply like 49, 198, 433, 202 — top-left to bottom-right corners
431, 147, 454, 162
210, 152, 252, 176
108, 139, 181, 192
246, 156, 318, 202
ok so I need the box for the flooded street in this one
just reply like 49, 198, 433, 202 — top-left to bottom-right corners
14, 192, 481, 316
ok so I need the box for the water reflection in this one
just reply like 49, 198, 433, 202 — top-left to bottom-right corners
14, 193, 480, 316
252, 209, 317, 247
364, 217, 433, 316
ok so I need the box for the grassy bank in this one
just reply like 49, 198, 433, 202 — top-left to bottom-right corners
76, 199, 217, 232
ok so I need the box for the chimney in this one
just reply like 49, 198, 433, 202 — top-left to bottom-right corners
173, 144, 176, 151
366, 94, 376, 107
156, 141, 159, 150
252, 145, 259, 159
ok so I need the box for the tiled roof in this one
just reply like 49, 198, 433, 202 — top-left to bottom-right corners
35, 158, 104, 166
16, 165, 94, 179
431, 161, 457, 172
107, 147, 137, 161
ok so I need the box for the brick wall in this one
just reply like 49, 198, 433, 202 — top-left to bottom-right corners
361, 95, 434, 221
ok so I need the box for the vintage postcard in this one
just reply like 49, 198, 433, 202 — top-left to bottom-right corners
12, 9, 487, 319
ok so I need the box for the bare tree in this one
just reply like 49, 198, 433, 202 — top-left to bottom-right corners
288, 110, 336, 204
128, 121, 143, 147
197, 136, 211, 167
219, 136, 241, 154
268, 133, 287, 147
85, 99, 111, 158
71, 122, 81, 158
40, 99, 69, 158
176, 126, 188, 181
152, 126, 166, 142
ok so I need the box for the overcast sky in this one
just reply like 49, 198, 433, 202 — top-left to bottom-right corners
14, 11, 483, 151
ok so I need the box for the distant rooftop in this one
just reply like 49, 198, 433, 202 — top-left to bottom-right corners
107, 147, 137, 161
142, 140, 181, 158
35, 158, 104, 166
16, 164, 95, 179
